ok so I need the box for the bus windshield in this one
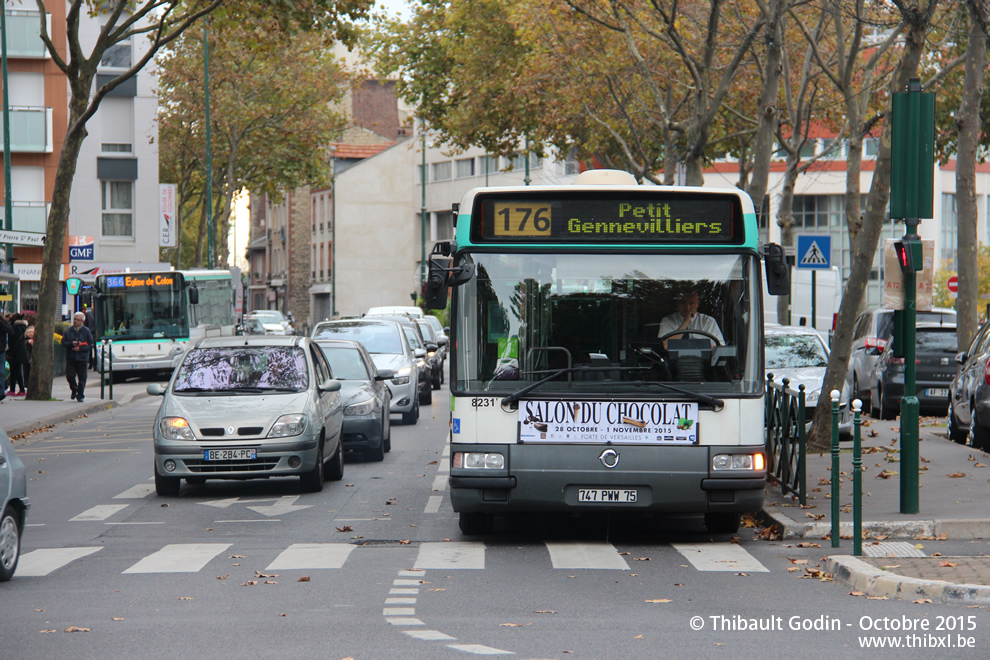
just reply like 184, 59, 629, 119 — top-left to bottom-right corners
96, 280, 189, 341
453, 252, 762, 396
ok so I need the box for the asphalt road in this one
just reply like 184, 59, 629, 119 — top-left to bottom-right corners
2, 378, 988, 659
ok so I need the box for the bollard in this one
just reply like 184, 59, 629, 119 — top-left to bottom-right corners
107, 340, 114, 400
100, 340, 106, 400
797, 384, 807, 506
830, 390, 841, 548
853, 399, 863, 556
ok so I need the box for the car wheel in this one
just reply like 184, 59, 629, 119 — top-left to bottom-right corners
972, 408, 990, 451
383, 415, 392, 453
402, 396, 420, 425
947, 400, 968, 444
459, 511, 494, 536
155, 467, 181, 497
325, 441, 345, 481
366, 432, 385, 462
0, 504, 21, 582
432, 370, 441, 390
879, 387, 897, 421
300, 443, 325, 493
419, 383, 432, 405
440, 363, 445, 385
704, 512, 741, 534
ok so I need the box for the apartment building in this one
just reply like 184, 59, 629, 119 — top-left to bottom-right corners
1, 2, 163, 314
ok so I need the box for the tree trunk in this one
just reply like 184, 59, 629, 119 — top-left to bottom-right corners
808, 1, 939, 450
27, 101, 90, 400
776, 159, 800, 323
953, 0, 987, 350
745, 0, 787, 214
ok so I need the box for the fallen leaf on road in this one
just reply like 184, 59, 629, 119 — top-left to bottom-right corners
634, 634, 644, 639
939, 561, 959, 567
427, 588, 446, 592
241, 581, 258, 586
645, 599, 672, 603
255, 572, 278, 578
975, 463, 987, 468
913, 599, 933, 604
64, 627, 91, 633
230, 555, 245, 559
216, 575, 228, 580
533, 610, 556, 614
866, 596, 888, 600
634, 557, 651, 561
735, 572, 749, 577
265, 580, 277, 584
39, 630, 57, 634
112, 617, 124, 621
280, 613, 286, 617
876, 470, 896, 479
336, 526, 353, 532
427, 461, 438, 465
298, 577, 311, 582
399, 540, 411, 545
787, 558, 808, 565
796, 542, 821, 548
947, 472, 966, 478
499, 623, 531, 627
850, 591, 864, 597
619, 551, 631, 555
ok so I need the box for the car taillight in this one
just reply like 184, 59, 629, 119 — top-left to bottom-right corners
985, 361, 990, 387
865, 337, 887, 351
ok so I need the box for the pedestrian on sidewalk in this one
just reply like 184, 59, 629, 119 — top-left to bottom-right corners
23, 323, 34, 394
62, 311, 95, 402
0, 313, 13, 403
6, 313, 28, 397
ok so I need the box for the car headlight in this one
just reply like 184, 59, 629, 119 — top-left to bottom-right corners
712, 453, 765, 471
805, 389, 821, 406
268, 414, 307, 438
416, 359, 426, 368
345, 399, 375, 416
453, 452, 505, 469
392, 366, 411, 385
161, 417, 195, 441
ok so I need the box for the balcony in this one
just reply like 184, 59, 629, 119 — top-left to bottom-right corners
0, 201, 49, 234
3, 10, 51, 59
0, 107, 54, 153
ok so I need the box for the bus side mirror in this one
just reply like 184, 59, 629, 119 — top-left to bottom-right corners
763, 243, 789, 296
188, 285, 199, 305
424, 257, 449, 310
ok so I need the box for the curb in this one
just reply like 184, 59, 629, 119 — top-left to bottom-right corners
759, 507, 990, 540
825, 556, 990, 606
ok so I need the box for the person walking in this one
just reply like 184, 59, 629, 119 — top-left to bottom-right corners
62, 311, 95, 402
6, 313, 28, 397
23, 323, 34, 394
0, 313, 13, 402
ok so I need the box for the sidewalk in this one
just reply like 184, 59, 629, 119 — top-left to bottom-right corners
0, 376, 159, 438
761, 413, 990, 605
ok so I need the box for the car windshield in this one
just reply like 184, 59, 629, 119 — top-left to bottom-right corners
252, 312, 283, 324
765, 334, 828, 369
404, 327, 424, 350
917, 330, 958, 352
174, 346, 308, 392
313, 322, 403, 354
320, 346, 370, 380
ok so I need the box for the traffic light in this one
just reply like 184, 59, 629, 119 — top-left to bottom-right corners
893, 239, 924, 273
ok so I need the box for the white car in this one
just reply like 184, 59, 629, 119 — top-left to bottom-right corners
248, 310, 295, 336
366, 306, 424, 319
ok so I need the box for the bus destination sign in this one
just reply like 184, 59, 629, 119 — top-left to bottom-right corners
474, 192, 741, 244
105, 273, 180, 289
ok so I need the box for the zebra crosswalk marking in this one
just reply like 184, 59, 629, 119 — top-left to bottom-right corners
414, 542, 485, 570
71, 504, 129, 521
545, 541, 629, 570
16, 547, 102, 577
265, 543, 355, 570
672, 542, 771, 573
122, 543, 231, 574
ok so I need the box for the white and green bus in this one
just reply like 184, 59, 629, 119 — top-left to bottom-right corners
93, 269, 240, 378
424, 170, 789, 534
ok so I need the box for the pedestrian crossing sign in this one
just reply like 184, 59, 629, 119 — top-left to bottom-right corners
796, 235, 831, 269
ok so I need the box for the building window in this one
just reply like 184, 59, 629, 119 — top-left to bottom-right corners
508, 153, 526, 171
941, 193, 958, 267
455, 158, 475, 178
101, 143, 132, 153
863, 137, 880, 159
99, 24, 132, 69
434, 211, 455, 242
530, 153, 543, 170
798, 139, 817, 160
101, 180, 133, 237
564, 147, 580, 175
478, 155, 496, 177
431, 161, 451, 181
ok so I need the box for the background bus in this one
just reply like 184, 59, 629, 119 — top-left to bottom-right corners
425, 170, 787, 535
93, 269, 240, 378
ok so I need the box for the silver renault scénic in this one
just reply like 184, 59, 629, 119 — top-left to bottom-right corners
148, 336, 343, 496
1, 428, 29, 581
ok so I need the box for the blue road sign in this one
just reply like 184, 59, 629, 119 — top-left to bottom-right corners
796, 235, 831, 270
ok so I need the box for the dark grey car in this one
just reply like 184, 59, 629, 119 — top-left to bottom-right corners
869, 325, 958, 420
949, 320, 990, 449
0, 429, 29, 581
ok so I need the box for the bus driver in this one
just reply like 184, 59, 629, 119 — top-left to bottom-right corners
658, 290, 724, 349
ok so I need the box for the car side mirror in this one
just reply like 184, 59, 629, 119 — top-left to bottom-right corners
437, 337, 448, 347
375, 369, 395, 381
426, 342, 439, 353
147, 383, 167, 396
414, 348, 427, 359
319, 378, 342, 393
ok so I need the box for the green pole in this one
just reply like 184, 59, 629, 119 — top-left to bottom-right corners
524, 137, 531, 186
420, 122, 427, 299
1, 3, 15, 305
204, 25, 214, 269
853, 399, 863, 556
811, 270, 817, 329
830, 389, 840, 548
900, 232, 920, 514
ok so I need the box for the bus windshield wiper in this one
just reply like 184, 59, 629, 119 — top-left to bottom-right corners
500, 366, 725, 410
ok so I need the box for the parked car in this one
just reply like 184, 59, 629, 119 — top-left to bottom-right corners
366, 305, 424, 319
764, 324, 851, 437
868, 324, 959, 420
312, 319, 422, 424
315, 339, 393, 462
415, 319, 445, 389
147, 336, 344, 496
366, 314, 435, 404
0, 429, 29, 582
847, 307, 956, 408
248, 310, 295, 335
949, 320, 990, 449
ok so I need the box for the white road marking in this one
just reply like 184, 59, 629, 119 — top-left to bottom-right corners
390, 588, 419, 595
386, 617, 425, 626
406, 630, 457, 641
17, 547, 102, 577
431, 475, 447, 492
385, 597, 417, 605
398, 569, 426, 577
424, 495, 443, 514
672, 542, 770, 573
447, 644, 514, 655
394, 579, 424, 586
545, 541, 629, 570
265, 543, 356, 570
71, 504, 129, 521
415, 542, 485, 570
863, 541, 926, 558
112, 484, 155, 499
437, 462, 449, 474
383, 607, 416, 616
123, 543, 232, 574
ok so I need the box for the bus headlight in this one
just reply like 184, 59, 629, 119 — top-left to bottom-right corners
269, 414, 307, 438
161, 417, 195, 441
345, 399, 375, 416
453, 452, 505, 470
712, 453, 765, 471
